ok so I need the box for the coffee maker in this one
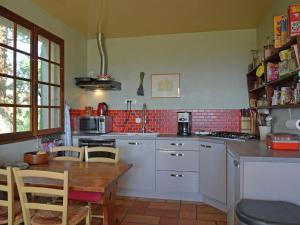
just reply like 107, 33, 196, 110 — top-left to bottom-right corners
177, 112, 191, 136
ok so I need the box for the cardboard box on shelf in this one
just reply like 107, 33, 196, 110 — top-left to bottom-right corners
288, 4, 300, 37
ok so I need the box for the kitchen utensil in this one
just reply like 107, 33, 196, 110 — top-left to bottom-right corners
266, 133, 299, 150
97, 102, 108, 115
137, 72, 145, 96
259, 126, 271, 141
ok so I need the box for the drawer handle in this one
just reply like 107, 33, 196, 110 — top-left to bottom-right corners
234, 160, 240, 168
200, 144, 211, 148
128, 142, 141, 145
170, 174, 184, 177
170, 153, 184, 157
170, 143, 184, 146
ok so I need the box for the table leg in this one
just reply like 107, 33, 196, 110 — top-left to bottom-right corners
102, 181, 117, 225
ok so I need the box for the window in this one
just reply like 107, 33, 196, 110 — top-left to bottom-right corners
0, 6, 64, 143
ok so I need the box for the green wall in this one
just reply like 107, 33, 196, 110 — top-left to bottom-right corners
0, 0, 87, 162
87, 29, 256, 110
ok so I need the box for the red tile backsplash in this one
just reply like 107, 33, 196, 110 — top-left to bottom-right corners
70, 109, 241, 134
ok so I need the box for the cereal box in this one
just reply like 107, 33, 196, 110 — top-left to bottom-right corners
289, 4, 300, 37
274, 15, 284, 48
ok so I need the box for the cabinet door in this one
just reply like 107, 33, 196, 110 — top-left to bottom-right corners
199, 142, 226, 204
116, 139, 155, 190
227, 152, 240, 225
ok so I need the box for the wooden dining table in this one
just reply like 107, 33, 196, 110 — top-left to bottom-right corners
26, 160, 132, 225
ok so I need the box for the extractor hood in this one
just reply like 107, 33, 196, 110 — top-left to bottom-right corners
75, 77, 121, 90
75, 33, 121, 91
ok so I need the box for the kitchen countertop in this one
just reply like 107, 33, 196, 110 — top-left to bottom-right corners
226, 140, 300, 162
73, 132, 300, 162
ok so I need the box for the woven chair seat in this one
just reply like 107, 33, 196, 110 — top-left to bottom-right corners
31, 204, 89, 225
0, 201, 22, 224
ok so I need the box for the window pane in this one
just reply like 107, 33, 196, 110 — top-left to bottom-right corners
16, 53, 30, 79
50, 64, 60, 85
0, 46, 14, 75
51, 86, 60, 106
51, 108, 60, 128
0, 107, 13, 134
16, 80, 30, 105
38, 35, 49, 59
38, 59, 48, 82
16, 107, 30, 132
51, 42, 60, 63
16, 25, 31, 53
38, 84, 49, 106
0, 76, 14, 104
38, 108, 49, 130
0, 16, 14, 47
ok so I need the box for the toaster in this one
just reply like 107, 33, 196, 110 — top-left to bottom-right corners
266, 133, 300, 151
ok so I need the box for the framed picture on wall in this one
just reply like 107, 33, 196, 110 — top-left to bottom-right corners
151, 73, 180, 98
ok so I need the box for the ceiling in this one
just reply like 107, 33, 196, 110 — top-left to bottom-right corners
31, 0, 274, 39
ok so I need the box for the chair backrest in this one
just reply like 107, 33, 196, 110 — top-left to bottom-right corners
0, 167, 14, 225
85, 146, 119, 163
13, 168, 69, 225
50, 146, 84, 162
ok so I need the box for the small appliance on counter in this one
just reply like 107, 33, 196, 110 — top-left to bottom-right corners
97, 102, 108, 115
177, 112, 191, 136
266, 133, 300, 151
76, 115, 112, 134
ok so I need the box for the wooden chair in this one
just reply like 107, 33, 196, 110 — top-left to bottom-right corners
69, 146, 119, 222
0, 167, 23, 225
13, 168, 90, 225
50, 146, 84, 162
84, 146, 119, 163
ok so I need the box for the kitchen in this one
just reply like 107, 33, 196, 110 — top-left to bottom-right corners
1, 0, 300, 225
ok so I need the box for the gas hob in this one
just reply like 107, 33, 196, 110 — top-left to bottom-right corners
196, 131, 257, 141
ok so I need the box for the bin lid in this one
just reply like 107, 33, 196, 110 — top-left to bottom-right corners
236, 199, 300, 225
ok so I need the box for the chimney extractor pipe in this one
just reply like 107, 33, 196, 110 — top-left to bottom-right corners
97, 32, 108, 75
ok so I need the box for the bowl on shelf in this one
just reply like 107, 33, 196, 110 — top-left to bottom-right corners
24, 151, 49, 165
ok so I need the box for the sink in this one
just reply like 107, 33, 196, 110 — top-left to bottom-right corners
124, 132, 158, 137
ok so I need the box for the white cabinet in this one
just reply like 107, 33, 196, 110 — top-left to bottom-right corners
227, 151, 240, 225
156, 139, 199, 193
116, 139, 156, 191
199, 141, 226, 204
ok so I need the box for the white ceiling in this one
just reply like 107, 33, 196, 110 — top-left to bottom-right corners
31, 0, 273, 38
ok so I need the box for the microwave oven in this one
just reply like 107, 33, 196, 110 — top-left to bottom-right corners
76, 115, 112, 134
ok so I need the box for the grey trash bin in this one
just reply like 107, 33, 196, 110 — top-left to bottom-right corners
236, 199, 300, 225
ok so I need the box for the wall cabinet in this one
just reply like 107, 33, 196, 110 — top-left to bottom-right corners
116, 139, 156, 191
156, 139, 199, 193
199, 141, 226, 204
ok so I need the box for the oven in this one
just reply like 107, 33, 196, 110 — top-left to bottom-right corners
78, 138, 116, 148
78, 138, 116, 159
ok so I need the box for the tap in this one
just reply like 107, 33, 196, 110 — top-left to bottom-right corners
141, 103, 147, 133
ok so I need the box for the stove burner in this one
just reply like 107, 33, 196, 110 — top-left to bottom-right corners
209, 132, 256, 140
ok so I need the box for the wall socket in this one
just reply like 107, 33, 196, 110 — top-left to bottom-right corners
125, 99, 137, 104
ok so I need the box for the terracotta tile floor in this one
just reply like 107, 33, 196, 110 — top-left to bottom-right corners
91, 196, 227, 225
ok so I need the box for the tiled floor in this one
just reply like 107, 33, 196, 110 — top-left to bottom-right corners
91, 196, 227, 225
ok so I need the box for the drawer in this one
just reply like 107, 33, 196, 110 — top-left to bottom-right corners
117, 139, 155, 150
156, 150, 199, 172
157, 140, 199, 151
156, 171, 199, 193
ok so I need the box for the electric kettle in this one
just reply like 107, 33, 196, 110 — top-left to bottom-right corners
97, 102, 108, 115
